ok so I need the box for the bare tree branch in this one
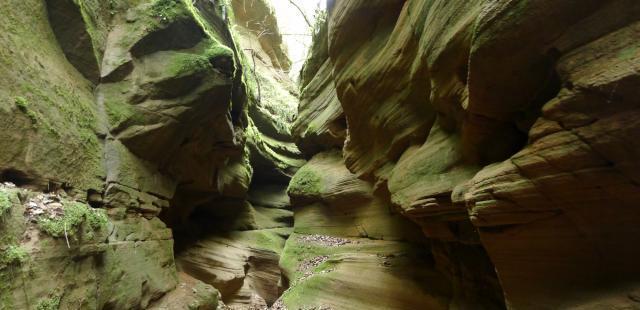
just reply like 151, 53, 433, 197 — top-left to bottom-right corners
287, 0, 312, 28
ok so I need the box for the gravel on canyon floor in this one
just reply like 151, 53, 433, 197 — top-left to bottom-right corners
297, 234, 351, 247
297, 255, 329, 272
223, 298, 334, 310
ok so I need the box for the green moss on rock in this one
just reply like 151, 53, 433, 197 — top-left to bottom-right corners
205, 44, 234, 58
149, 0, 189, 24
105, 96, 135, 127
168, 52, 212, 76
288, 165, 323, 197
38, 202, 107, 239
168, 43, 235, 76
0, 244, 28, 270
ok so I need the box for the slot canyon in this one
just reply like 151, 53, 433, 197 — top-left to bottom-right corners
1, 0, 639, 309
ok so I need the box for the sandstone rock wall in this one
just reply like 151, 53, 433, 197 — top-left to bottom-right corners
0, 0, 301, 308
290, 0, 640, 309
169, 1, 303, 308
1, 0, 639, 309
281, 151, 456, 309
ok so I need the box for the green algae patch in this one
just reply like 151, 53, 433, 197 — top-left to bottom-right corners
279, 234, 346, 282
37, 202, 108, 240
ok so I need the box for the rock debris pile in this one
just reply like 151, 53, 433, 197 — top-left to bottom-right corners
23, 192, 66, 223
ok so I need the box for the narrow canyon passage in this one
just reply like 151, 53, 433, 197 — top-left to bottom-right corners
1, 0, 640, 310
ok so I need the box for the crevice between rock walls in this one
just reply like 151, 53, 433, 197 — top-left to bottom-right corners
2, 0, 640, 309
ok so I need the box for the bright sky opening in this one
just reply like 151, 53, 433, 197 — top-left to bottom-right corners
269, 0, 326, 81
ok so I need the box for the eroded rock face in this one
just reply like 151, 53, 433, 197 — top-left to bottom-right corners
0, 0, 301, 308
288, 151, 421, 240
293, 21, 346, 157
289, 0, 640, 309
98, 0, 247, 218
0, 184, 178, 310
172, 181, 293, 309
0, 0, 183, 307
177, 232, 285, 308
169, 1, 302, 308
465, 5, 640, 306
282, 151, 452, 310
0, 0, 104, 192
150, 272, 221, 310
279, 233, 451, 310
231, 0, 305, 184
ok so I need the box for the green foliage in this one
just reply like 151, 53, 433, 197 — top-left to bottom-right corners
20, 80, 103, 189
14, 96, 27, 111
256, 73, 297, 122
0, 190, 11, 217
38, 202, 107, 239
0, 242, 28, 308
108, 0, 118, 16
150, 0, 185, 22
14, 96, 38, 124
311, 7, 327, 34
0, 271, 14, 308
35, 294, 61, 310
52, 85, 95, 134
0, 244, 28, 270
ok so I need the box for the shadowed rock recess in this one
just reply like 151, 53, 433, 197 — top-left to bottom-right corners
0, 0, 639, 309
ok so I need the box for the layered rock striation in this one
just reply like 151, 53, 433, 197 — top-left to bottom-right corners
1, 0, 639, 309
0, 0, 301, 308
288, 0, 640, 309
